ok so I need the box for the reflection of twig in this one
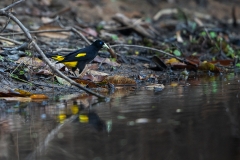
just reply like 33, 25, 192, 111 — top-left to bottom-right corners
0, 0, 106, 99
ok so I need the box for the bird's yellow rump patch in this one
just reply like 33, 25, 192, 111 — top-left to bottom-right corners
75, 53, 86, 57
52, 55, 65, 61
63, 61, 78, 68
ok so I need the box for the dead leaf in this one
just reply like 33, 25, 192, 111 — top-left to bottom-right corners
37, 25, 70, 39
84, 28, 98, 37
145, 84, 165, 91
41, 17, 56, 24
176, 31, 183, 43
30, 94, 48, 99
210, 59, 234, 66
39, 0, 52, 6
55, 76, 71, 86
0, 97, 31, 102
94, 56, 120, 67
36, 69, 53, 76
87, 70, 109, 76
14, 89, 32, 97
198, 61, 220, 72
82, 74, 108, 82
104, 75, 136, 85
17, 57, 45, 67
74, 79, 97, 88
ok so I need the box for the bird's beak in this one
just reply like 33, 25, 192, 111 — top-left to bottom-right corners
103, 43, 109, 49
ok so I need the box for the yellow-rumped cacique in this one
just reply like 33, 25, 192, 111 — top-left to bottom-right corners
49, 40, 109, 74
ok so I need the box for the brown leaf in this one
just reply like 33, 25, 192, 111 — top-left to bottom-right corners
36, 69, 53, 76
104, 75, 136, 86
94, 56, 120, 67
82, 74, 108, 82
74, 79, 98, 88
83, 28, 98, 37
30, 94, 48, 99
37, 25, 70, 39
16, 57, 45, 67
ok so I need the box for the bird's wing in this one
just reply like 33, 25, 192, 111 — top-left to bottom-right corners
59, 46, 97, 63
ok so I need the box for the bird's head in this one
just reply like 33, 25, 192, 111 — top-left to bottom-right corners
92, 40, 109, 50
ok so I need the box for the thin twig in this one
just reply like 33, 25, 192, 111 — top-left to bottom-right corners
0, 35, 22, 45
71, 27, 91, 45
0, 1, 106, 99
0, 28, 71, 36
111, 44, 198, 67
0, 17, 10, 33
1, 0, 24, 11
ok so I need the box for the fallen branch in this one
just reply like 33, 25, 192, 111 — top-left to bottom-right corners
0, 0, 106, 99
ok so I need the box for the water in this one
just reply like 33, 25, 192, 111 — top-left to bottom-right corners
1, 74, 240, 160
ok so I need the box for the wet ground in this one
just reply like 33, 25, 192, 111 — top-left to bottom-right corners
0, 73, 240, 160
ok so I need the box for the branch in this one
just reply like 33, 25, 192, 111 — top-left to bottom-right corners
0, 2, 106, 99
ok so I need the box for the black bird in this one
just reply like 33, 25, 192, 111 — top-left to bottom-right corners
50, 40, 109, 74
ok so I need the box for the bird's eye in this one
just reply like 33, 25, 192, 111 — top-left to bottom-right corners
99, 41, 103, 45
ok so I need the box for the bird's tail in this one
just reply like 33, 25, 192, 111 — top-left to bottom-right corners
44, 53, 64, 62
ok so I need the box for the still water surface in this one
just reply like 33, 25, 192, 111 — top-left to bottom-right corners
0, 74, 240, 160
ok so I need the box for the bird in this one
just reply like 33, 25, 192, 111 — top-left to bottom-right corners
49, 40, 109, 75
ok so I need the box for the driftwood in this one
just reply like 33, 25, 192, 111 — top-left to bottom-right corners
112, 13, 155, 39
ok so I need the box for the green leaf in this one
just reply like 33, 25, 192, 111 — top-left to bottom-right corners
200, 31, 207, 37
0, 55, 4, 61
209, 31, 217, 38
236, 63, 240, 68
173, 49, 181, 56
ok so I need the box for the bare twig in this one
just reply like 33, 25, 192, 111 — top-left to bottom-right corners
0, 28, 71, 36
1, 0, 24, 11
111, 44, 198, 67
71, 27, 91, 45
0, 35, 22, 45
0, 1, 106, 99
0, 17, 10, 33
